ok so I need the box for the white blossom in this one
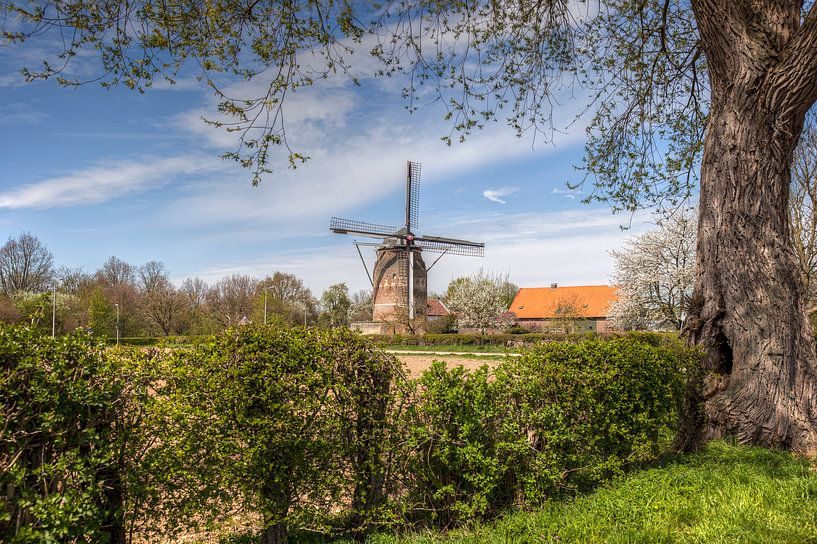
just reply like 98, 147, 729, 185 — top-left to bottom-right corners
609, 211, 696, 331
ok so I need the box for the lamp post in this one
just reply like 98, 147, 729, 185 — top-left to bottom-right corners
115, 303, 120, 346
264, 288, 268, 325
51, 283, 57, 338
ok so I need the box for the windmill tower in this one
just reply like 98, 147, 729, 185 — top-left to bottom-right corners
330, 161, 484, 329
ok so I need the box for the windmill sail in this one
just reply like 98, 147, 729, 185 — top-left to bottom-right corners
330, 217, 400, 239
329, 160, 484, 329
406, 161, 421, 231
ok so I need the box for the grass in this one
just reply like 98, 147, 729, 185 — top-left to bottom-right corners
363, 441, 817, 544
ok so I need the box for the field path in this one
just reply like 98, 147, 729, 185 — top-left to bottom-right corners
387, 351, 518, 376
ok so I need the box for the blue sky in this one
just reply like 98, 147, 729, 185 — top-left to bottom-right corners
0, 33, 653, 296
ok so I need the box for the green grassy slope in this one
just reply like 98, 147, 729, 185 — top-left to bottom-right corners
368, 442, 817, 544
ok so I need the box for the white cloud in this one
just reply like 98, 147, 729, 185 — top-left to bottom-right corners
483, 186, 519, 204
418, 208, 652, 292
0, 102, 47, 126
0, 156, 223, 209
552, 186, 582, 200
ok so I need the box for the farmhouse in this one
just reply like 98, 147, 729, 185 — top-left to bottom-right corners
509, 284, 618, 333
426, 298, 451, 322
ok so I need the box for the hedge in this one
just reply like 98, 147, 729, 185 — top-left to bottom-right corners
2, 324, 695, 542
374, 330, 681, 347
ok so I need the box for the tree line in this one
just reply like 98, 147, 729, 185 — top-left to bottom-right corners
0, 237, 374, 337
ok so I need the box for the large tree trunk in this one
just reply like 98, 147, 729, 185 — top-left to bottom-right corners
684, 0, 817, 454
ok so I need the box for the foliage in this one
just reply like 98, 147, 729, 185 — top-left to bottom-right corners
365, 442, 817, 544
0, 325, 152, 543
151, 324, 401, 541
609, 210, 696, 331
374, 331, 632, 347
319, 283, 352, 328
0, 320, 693, 542
2, 0, 708, 206
444, 271, 515, 334
399, 364, 520, 527
494, 338, 689, 503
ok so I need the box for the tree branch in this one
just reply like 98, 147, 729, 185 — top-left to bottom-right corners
767, 5, 817, 123
689, 0, 746, 85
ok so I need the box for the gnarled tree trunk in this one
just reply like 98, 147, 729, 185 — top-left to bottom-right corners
683, 0, 817, 454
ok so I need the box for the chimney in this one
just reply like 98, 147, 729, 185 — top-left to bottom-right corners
550, 282, 558, 289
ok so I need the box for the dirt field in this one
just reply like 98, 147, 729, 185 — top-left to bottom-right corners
394, 352, 506, 376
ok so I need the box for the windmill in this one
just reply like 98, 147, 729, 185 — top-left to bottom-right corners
330, 161, 484, 328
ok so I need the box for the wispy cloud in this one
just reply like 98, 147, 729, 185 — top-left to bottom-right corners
552, 187, 582, 200
0, 102, 47, 126
0, 156, 223, 209
414, 208, 653, 291
166, 207, 653, 294
483, 186, 519, 204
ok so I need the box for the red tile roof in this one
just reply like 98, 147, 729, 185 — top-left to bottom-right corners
510, 285, 618, 319
427, 298, 450, 317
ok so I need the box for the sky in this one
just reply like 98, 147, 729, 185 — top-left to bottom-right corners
0, 26, 655, 297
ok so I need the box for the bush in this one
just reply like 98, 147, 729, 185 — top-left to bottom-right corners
399, 363, 523, 527
1, 323, 693, 541
423, 315, 457, 334
374, 331, 679, 347
0, 325, 154, 544
152, 325, 402, 543
495, 337, 688, 503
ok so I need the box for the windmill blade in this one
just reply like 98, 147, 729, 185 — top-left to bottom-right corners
415, 237, 484, 257
352, 241, 382, 247
330, 217, 400, 239
405, 161, 421, 232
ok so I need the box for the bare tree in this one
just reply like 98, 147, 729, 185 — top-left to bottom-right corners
547, 294, 590, 334
207, 274, 258, 328
610, 211, 697, 331
180, 277, 209, 309
96, 256, 136, 287
56, 266, 92, 295
142, 280, 186, 336
0, 233, 54, 295
94, 257, 141, 336
138, 261, 169, 294
136, 262, 185, 335
790, 112, 817, 314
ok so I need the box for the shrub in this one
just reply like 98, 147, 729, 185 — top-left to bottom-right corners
316, 328, 402, 535
424, 315, 457, 334
152, 325, 402, 543
0, 325, 153, 544
399, 363, 522, 527
495, 337, 687, 504
374, 331, 678, 347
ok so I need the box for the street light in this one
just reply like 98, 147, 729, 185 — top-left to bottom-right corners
115, 303, 120, 346
51, 283, 57, 338
263, 287, 269, 325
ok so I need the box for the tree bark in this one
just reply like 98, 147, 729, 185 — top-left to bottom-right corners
260, 522, 287, 544
684, 0, 817, 454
